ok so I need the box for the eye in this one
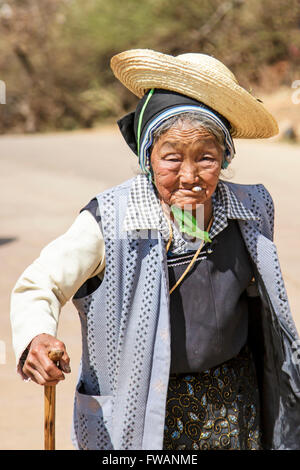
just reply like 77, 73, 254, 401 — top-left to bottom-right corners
163, 154, 181, 162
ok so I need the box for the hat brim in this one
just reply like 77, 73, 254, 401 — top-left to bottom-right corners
110, 49, 279, 139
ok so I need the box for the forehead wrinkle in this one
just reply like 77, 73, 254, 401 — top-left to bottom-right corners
161, 124, 217, 143
159, 132, 219, 150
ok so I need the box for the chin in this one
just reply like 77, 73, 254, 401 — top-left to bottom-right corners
171, 198, 204, 209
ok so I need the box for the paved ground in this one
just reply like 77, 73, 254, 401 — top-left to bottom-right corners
1, 128, 299, 449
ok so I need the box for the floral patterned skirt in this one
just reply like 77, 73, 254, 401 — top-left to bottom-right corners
163, 345, 261, 450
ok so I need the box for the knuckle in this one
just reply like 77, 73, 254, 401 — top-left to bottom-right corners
25, 357, 35, 368
45, 363, 55, 374
30, 346, 43, 357
54, 339, 65, 349
30, 347, 39, 356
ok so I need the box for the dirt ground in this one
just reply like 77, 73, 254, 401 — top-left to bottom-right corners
1, 127, 300, 450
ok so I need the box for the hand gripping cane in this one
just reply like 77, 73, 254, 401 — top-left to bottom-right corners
44, 349, 64, 450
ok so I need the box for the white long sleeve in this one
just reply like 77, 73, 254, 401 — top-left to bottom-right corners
10, 210, 105, 372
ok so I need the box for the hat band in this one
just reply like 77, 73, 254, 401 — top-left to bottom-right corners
137, 88, 154, 155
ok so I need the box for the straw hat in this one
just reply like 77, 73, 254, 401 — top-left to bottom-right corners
110, 49, 278, 139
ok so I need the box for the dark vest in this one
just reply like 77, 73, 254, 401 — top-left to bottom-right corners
168, 219, 254, 374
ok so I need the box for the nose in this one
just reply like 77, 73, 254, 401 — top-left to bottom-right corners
180, 160, 199, 187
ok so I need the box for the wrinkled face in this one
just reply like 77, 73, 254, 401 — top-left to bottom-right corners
150, 120, 223, 210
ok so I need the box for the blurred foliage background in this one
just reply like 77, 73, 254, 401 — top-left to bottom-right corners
0, 0, 299, 134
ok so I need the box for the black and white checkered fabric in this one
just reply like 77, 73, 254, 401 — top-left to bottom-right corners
123, 174, 258, 254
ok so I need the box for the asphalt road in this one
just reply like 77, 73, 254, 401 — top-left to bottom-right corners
1, 128, 299, 449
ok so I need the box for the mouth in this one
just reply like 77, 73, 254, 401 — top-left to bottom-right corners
176, 188, 204, 195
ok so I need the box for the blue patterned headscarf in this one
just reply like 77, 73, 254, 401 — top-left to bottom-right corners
117, 88, 235, 177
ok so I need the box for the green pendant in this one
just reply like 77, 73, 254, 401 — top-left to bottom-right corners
170, 205, 212, 243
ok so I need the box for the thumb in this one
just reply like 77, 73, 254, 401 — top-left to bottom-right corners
58, 351, 71, 373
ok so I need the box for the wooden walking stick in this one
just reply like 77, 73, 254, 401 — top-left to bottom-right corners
44, 349, 64, 450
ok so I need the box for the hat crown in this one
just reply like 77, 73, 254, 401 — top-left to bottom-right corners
176, 53, 238, 84
110, 48, 279, 138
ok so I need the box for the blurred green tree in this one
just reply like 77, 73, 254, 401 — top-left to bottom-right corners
0, 0, 299, 133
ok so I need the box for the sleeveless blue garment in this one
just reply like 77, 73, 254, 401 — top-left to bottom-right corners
71, 177, 300, 450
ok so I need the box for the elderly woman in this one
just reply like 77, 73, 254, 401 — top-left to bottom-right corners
10, 50, 300, 451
